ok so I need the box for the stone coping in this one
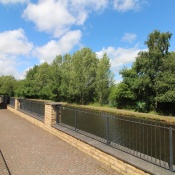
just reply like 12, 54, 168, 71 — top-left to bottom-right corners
53, 124, 174, 175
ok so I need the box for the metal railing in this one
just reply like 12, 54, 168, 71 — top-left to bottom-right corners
18, 99, 45, 120
0, 95, 3, 103
56, 106, 175, 172
9, 97, 15, 108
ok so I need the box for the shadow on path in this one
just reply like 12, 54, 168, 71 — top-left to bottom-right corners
0, 150, 11, 175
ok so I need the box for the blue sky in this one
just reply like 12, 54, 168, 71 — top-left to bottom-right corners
0, 0, 175, 82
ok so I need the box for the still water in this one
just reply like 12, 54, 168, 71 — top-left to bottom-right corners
59, 106, 175, 170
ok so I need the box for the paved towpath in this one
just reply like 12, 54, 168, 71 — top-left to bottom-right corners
0, 109, 120, 175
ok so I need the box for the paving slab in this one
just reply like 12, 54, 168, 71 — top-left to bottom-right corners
0, 109, 120, 175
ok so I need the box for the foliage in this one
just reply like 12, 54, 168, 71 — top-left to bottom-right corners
95, 53, 114, 105
1, 30, 175, 116
5, 48, 114, 105
116, 30, 175, 115
136, 101, 146, 112
108, 85, 118, 107
145, 30, 172, 55
71, 48, 98, 104
0, 75, 17, 96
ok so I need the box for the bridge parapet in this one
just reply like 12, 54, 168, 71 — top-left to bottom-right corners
6, 99, 173, 175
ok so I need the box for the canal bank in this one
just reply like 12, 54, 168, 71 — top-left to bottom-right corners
65, 103, 175, 125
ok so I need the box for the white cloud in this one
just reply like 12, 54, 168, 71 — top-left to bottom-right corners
113, 0, 145, 12
0, 29, 33, 79
0, 29, 33, 55
122, 33, 137, 43
96, 44, 147, 84
23, 0, 108, 38
96, 45, 146, 82
70, 0, 108, 11
0, 0, 28, 4
34, 30, 82, 63
0, 54, 21, 78
96, 45, 146, 81
23, 0, 75, 37
96, 45, 145, 69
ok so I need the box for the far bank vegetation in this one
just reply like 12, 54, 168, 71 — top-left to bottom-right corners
1, 30, 175, 116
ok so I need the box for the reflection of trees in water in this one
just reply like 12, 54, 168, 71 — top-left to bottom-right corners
60, 107, 175, 167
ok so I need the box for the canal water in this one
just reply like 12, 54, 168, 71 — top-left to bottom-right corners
59, 106, 175, 170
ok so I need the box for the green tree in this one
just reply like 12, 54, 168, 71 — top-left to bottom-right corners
34, 62, 53, 99
95, 53, 114, 105
108, 85, 118, 107
60, 54, 75, 102
134, 30, 172, 111
155, 52, 175, 114
72, 48, 98, 104
145, 29, 172, 56
115, 30, 173, 113
0, 76, 17, 96
50, 55, 63, 101
16, 65, 40, 98
115, 82, 135, 109
115, 67, 138, 109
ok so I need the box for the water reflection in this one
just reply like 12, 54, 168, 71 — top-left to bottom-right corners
59, 106, 175, 170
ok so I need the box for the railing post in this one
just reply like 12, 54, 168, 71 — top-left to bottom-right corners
106, 115, 110, 145
30, 101, 32, 112
23, 100, 25, 111
169, 127, 173, 171
75, 110, 77, 131
38, 103, 40, 116
56, 105, 61, 123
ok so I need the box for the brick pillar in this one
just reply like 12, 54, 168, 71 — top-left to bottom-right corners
44, 103, 57, 127
15, 99, 19, 110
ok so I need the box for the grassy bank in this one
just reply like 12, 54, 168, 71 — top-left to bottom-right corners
16, 98, 175, 125
63, 103, 175, 125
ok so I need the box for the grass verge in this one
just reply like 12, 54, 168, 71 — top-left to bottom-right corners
63, 103, 175, 125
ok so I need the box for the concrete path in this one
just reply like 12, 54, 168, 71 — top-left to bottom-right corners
0, 109, 120, 175
0, 150, 10, 175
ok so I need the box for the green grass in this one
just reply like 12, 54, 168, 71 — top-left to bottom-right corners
88, 102, 112, 108
63, 102, 175, 125
16, 98, 175, 125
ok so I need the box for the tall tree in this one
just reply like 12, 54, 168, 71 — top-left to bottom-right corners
155, 52, 175, 114
116, 68, 137, 109
72, 48, 98, 104
50, 55, 63, 101
34, 62, 53, 99
145, 30, 172, 56
60, 54, 75, 102
18, 65, 39, 98
95, 53, 114, 105
135, 30, 172, 110
0, 76, 17, 96
115, 30, 173, 113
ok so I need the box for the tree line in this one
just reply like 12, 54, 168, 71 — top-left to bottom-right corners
0, 30, 175, 115
0, 48, 114, 105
